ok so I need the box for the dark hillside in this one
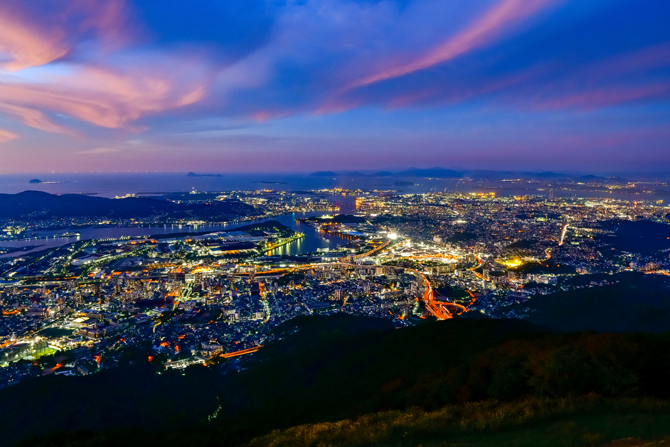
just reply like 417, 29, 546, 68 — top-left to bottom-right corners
4, 315, 670, 446
598, 220, 670, 256
0, 191, 254, 219
510, 273, 670, 333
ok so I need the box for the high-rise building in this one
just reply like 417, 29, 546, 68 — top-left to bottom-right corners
549, 189, 554, 201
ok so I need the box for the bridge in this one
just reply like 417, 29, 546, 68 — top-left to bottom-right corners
259, 232, 305, 254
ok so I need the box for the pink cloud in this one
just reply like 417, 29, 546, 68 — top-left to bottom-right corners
391, 65, 544, 109
534, 83, 670, 110
0, 1, 212, 135
597, 42, 670, 77
555, 42, 670, 90
0, 63, 206, 133
536, 44, 670, 110
0, 0, 130, 72
349, 0, 559, 89
0, 129, 18, 144
0, 14, 68, 72
352, 41, 670, 113
316, 62, 547, 114
0, 103, 75, 136
314, 97, 364, 116
254, 112, 271, 122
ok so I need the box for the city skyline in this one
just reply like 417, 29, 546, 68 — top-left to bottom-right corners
0, 0, 668, 173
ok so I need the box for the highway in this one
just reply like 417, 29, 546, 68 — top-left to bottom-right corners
559, 224, 569, 246
404, 267, 467, 320
220, 345, 262, 358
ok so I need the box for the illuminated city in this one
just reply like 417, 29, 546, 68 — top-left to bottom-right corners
2, 182, 669, 383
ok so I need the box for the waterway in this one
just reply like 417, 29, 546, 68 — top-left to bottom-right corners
0, 213, 347, 259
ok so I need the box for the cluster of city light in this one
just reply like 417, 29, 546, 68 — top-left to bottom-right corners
499, 258, 524, 268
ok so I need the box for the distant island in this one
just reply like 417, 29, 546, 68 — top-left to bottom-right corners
186, 172, 222, 177
310, 170, 373, 178
393, 181, 414, 186
28, 179, 63, 184
309, 168, 464, 178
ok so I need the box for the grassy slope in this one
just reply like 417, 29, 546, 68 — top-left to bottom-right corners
247, 398, 670, 447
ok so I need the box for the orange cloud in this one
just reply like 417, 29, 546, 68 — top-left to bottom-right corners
350, 0, 559, 89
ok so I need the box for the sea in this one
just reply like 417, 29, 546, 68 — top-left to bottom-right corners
0, 172, 479, 197
0, 172, 660, 200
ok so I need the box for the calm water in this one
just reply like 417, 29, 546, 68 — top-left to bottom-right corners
0, 172, 664, 201
0, 213, 347, 258
0, 172, 426, 197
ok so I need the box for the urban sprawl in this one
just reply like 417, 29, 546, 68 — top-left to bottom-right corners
1, 183, 669, 389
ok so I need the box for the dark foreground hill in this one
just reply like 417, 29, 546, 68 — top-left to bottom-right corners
4, 314, 670, 447
510, 273, 670, 333
244, 398, 670, 447
597, 220, 670, 256
0, 191, 254, 219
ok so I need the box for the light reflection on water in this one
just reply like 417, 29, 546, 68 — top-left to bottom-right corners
0, 213, 347, 258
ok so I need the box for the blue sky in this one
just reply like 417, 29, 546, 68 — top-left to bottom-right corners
0, 0, 668, 173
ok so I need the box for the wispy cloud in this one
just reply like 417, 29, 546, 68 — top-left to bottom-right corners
0, 0, 668, 173
348, 0, 560, 89
0, 63, 206, 132
0, 129, 18, 144
0, 0, 212, 135
0, 0, 130, 72
76, 146, 121, 155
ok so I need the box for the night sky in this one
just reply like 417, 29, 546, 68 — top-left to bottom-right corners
0, 0, 668, 173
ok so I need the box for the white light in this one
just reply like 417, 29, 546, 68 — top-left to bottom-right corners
387, 233, 398, 240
